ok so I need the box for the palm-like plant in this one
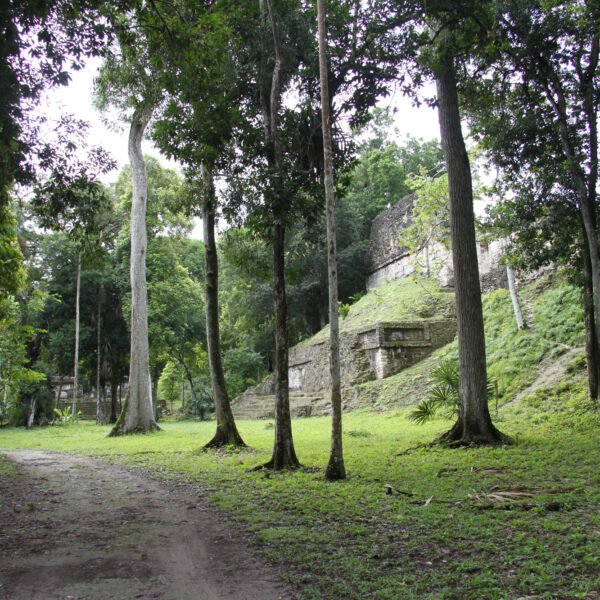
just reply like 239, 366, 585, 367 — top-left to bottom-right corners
409, 360, 495, 424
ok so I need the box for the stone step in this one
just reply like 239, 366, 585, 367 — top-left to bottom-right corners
56, 399, 109, 420
232, 391, 328, 420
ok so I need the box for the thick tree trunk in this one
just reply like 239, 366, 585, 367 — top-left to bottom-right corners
434, 38, 504, 445
110, 108, 158, 436
506, 264, 526, 330
72, 249, 82, 414
201, 165, 246, 449
318, 0, 345, 481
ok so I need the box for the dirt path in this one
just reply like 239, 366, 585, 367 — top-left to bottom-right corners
0, 450, 293, 600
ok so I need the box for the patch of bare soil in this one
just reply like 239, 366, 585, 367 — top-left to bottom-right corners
0, 450, 294, 600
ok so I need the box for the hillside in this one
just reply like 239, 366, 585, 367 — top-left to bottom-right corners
297, 277, 456, 346
344, 272, 588, 412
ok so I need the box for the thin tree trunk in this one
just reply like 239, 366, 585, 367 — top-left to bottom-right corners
263, 222, 300, 469
110, 381, 118, 423
201, 165, 246, 448
542, 67, 600, 362
506, 264, 526, 330
434, 35, 504, 445
255, 0, 300, 470
318, 0, 345, 481
27, 397, 36, 428
96, 284, 105, 424
152, 362, 160, 421
72, 249, 82, 414
110, 107, 158, 436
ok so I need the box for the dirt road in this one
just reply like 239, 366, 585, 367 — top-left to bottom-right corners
0, 450, 293, 600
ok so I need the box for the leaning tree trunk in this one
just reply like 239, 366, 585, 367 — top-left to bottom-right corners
434, 36, 504, 445
506, 264, 526, 330
72, 249, 82, 414
110, 107, 158, 436
201, 165, 246, 448
318, 0, 345, 481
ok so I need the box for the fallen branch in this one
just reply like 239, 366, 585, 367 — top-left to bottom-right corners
437, 467, 458, 477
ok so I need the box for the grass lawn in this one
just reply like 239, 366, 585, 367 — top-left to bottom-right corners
1, 401, 599, 600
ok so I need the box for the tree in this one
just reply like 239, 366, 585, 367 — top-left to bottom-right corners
142, 0, 247, 447
31, 121, 114, 413
95, 12, 162, 435
429, 21, 504, 444
460, 0, 600, 399
318, 0, 345, 480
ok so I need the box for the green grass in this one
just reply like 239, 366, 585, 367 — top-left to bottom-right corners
2, 402, 599, 600
1, 273, 596, 599
344, 273, 588, 412
301, 277, 455, 345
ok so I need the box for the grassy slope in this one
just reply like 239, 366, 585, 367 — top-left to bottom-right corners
299, 277, 455, 345
348, 273, 588, 412
1, 274, 598, 599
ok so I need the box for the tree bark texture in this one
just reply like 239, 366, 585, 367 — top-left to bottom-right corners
582, 225, 600, 401
434, 40, 503, 444
318, 0, 345, 481
201, 165, 246, 448
111, 108, 158, 435
266, 222, 300, 469
72, 249, 82, 414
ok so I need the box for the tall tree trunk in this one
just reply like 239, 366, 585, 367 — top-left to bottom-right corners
264, 222, 300, 469
96, 284, 105, 424
152, 362, 160, 421
110, 107, 158, 436
72, 249, 82, 414
256, 0, 300, 470
543, 66, 600, 363
434, 36, 503, 444
201, 165, 246, 448
318, 0, 345, 481
582, 226, 600, 401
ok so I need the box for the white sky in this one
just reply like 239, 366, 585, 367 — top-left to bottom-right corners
45, 57, 441, 175
43, 58, 442, 238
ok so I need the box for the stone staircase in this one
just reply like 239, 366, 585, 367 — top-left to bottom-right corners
232, 391, 329, 420
56, 398, 110, 420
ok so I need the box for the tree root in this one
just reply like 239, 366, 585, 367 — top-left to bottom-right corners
203, 426, 247, 450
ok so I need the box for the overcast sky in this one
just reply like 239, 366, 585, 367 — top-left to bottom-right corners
42, 57, 442, 238
44, 57, 441, 178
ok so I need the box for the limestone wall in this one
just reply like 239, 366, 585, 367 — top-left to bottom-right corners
288, 319, 457, 394
366, 195, 508, 292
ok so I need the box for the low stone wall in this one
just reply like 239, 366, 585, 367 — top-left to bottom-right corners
288, 319, 457, 394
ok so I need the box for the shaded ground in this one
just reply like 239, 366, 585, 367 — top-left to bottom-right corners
0, 450, 293, 600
